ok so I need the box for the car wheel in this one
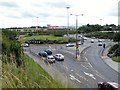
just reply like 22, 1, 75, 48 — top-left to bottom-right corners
98, 85, 101, 90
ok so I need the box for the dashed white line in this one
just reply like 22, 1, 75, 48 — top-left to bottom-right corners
95, 73, 105, 80
85, 57, 88, 62
88, 62, 93, 68
76, 73, 88, 81
81, 64, 88, 70
84, 57, 93, 68
63, 65, 69, 70
69, 74, 81, 83
84, 72, 96, 80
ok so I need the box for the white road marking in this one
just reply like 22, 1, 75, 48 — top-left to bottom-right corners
88, 62, 93, 68
84, 57, 93, 68
69, 74, 81, 83
64, 65, 69, 70
95, 73, 105, 80
63, 50, 74, 55
85, 57, 88, 62
71, 69, 73, 72
48, 46, 52, 49
52, 49, 56, 51
81, 64, 88, 70
84, 72, 96, 80
76, 73, 88, 81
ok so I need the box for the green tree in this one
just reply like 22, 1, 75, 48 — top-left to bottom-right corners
113, 32, 120, 43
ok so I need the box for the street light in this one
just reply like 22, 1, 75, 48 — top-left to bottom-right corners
100, 19, 102, 26
66, 6, 70, 36
70, 14, 83, 59
35, 17, 39, 32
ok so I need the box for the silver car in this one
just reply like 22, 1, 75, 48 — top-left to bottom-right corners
54, 54, 64, 61
46, 55, 55, 64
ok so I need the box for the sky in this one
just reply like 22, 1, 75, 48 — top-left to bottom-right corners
0, 0, 119, 28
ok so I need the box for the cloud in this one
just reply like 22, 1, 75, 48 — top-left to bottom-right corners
33, 0, 70, 8
0, 0, 118, 28
0, 1, 19, 8
45, 2, 70, 8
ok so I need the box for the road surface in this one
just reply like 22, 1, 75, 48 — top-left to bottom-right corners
24, 38, 119, 88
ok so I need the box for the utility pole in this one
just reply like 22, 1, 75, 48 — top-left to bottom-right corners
71, 14, 83, 59
100, 19, 102, 26
35, 17, 38, 32
66, 6, 70, 36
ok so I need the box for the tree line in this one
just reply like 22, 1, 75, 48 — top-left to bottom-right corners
2, 30, 23, 67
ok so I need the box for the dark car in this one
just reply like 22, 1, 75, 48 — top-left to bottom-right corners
38, 51, 48, 57
98, 82, 120, 90
44, 49, 52, 55
98, 42, 102, 46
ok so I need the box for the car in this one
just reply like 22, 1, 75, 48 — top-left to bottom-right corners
46, 55, 55, 64
83, 37, 87, 40
98, 42, 102, 46
38, 51, 48, 57
66, 43, 75, 47
92, 37, 96, 39
98, 39, 102, 42
90, 39, 94, 43
98, 82, 120, 90
22, 43, 29, 47
44, 49, 52, 55
54, 54, 64, 61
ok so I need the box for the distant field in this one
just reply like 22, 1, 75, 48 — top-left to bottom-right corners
20, 35, 69, 43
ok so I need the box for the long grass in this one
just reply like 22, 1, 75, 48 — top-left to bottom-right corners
2, 54, 66, 88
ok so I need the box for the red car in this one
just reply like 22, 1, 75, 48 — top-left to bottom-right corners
98, 82, 120, 90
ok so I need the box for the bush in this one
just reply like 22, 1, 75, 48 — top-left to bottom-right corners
108, 44, 120, 56
112, 56, 120, 62
2, 30, 23, 67
69, 38, 76, 42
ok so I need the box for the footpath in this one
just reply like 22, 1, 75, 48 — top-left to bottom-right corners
101, 46, 120, 73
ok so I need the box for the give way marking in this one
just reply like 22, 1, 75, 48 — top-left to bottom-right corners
69, 74, 81, 83
84, 72, 96, 80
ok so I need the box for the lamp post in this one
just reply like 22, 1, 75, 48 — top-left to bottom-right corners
66, 6, 70, 36
35, 17, 39, 32
100, 19, 102, 26
71, 14, 83, 59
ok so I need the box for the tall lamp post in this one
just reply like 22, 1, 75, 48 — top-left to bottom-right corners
35, 17, 39, 32
100, 19, 102, 26
71, 14, 83, 59
66, 6, 70, 36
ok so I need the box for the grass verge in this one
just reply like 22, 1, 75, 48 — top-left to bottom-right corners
2, 54, 66, 88
20, 35, 69, 43
112, 56, 120, 62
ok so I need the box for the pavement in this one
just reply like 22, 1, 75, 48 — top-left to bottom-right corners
101, 46, 120, 73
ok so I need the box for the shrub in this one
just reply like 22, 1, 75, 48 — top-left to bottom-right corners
108, 44, 120, 57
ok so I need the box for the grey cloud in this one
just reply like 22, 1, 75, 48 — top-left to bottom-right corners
8, 15, 22, 19
0, 1, 19, 8
45, 2, 70, 8
21, 11, 36, 18
108, 6, 118, 16
33, 1, 70, 9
